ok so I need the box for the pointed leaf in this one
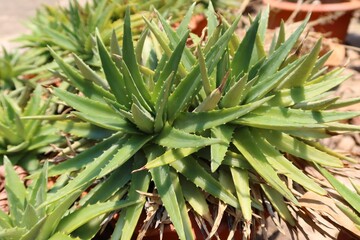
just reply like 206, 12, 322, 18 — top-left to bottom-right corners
261, 130, 343, 167
155, 125, 222, 148
0, 209, 12, 228
176, 3, 196, 37
221, 74, 248, 108
167, 15, 242, 120
52, 121, 114, 140
154, 72, 174, 132
73, 112, 136, 132
98, 134, 153, 178
230, 167, 252, 222
171, 156, 239, 208
110, 29, 122, 57
79, 161, 132, 207
210, 125, 235, 172
151, 165, 194, 240
143, 147, 199, 170
20, 204, 40, 229
56, 199, 140, 234
256, 15, 309, 84
206, 1, 218, 37
121, 60, 152, 112
197, 45, 212, 95
316, 165, 360, 213
36, 190, 83, 240
335, 201, 360, 226
123, 8, 151, 102
53, 88, 122, 120
20, 217, 46, 240
154, 9, 195, 71
173, 96, 271, 132
96, 32, 130, 108
231, 14, 260, 76
153, 32, 188, 101
180, 176, 212, 223
46, 138, 125, 204
311, 50, 332, 78
233, 128, 298, 204
280, 39, 322, 88
73, 54, 109, 90
131, 102, 154, 134
47, 133, 121, 177
4, 157, 26, 221
135, 28, 149, 64
274, 21, 286, 50
0, 227, 27, 240
246, 56, 305, 102
29, 162, 48, 209
236, 106, 360, 130
194, 86, 223, 112
327, 96, 360, 110
117, 153, 150, 240
268, 70, 349, 107
49, 48, 113, 102
261, 184, 296, 226
251, 129, 326, 195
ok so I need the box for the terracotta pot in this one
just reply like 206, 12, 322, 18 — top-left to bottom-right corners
263, 0, 360, 41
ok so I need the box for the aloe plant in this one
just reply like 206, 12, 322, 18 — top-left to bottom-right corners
17, 0, 245, 66
0, 86, 63, 171
31, 5, 360, 239
16, 0, 237, 79
0, 157, 139, 240
0, 48, 35, 90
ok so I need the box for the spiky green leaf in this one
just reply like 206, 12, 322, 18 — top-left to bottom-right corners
233, 128, 298, 204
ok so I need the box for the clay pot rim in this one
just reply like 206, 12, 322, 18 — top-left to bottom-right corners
263, 0, 360, 12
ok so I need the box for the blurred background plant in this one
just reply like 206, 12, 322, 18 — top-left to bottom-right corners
0, 158, 141, 240
0, 85, 63, 172
9, 0, 245, 82
0, 48, 34, 90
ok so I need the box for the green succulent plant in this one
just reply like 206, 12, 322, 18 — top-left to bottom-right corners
0, 157, 139, 240
0, 48, 35, 90
0, 86, 63, 171
14, 0, 161, 67
17, 0, 244, 72
28, 5, 360, 239
15, 0, 122, 82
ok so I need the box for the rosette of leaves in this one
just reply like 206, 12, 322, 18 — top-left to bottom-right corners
16, 0, 189, 68
43, 5, 360, 240
16, 0, 123, 81
0, 158, 139, 240
0, 48, 35, 90
0, 86, 62, 171
17, 0, 244, 72
16, 0, 188, 81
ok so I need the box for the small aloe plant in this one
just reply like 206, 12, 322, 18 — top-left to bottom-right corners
0, 48, 34, 90
0, 86, 63, 171
0, 157, 139, 240
15, 0, 209, 76
32, 4, 360, 239
17, 0, 242, 68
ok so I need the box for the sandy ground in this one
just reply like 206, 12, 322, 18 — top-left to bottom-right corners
0, 0, 86, 50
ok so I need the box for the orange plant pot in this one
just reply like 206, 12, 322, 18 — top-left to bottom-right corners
263, 0, 360, 41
